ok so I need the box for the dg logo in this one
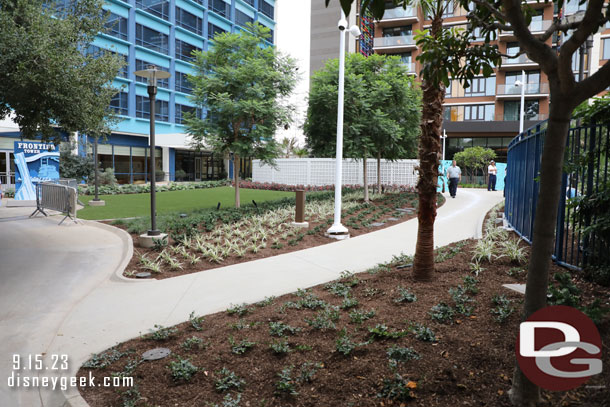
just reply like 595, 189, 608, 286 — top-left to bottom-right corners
516, 305, 603, 391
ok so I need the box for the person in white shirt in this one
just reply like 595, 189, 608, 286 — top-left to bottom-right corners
488, 160, 497, 191
446, 160, 462, 198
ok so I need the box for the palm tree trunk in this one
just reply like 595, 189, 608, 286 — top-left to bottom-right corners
413, 16, 444, 282
363, 153, 369, 203
377, 151, 382, 194
509, 99, 572, 406
234, 154, 241, 208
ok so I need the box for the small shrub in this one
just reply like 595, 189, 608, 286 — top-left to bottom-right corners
368, 324, 408, 340
462, 275, 479, 294
168, 356, 199, 382
409, 323, 436, 342
429, 303, 455, 323
189, 311, 205, 331
469, 261, 485, 276
305, 306, 340, 330
181, 336, 206, 350
148, 325, 178, 341
215, 367, 245, 393
348, 308, 376, 324
386, 345, 421, 369
269, 321, 300, 337
229, 337, 255, 355
491, 294, 514, 323
298, 362, 323, 383
256, 296, 276, 307
226, 303, 250, 317
276, 366, 298, 395
324, 281, 351, 297
270, 340, 291, 355
341, 296, 359, 309
449, 286, 476, 316
502, 239, 527, 264
377, 373, 417, 402
83, 348, 132, 369
335, 328, 358, 356
393, 286, 417, 303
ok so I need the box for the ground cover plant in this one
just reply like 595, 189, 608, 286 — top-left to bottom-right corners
121, 188, 438, 280
78, 187, 294, 220
77, 205, 610, 406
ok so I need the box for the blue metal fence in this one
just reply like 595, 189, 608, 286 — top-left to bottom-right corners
505, 119, 610, 270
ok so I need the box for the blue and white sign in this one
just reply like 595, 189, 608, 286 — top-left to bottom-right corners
14, 142, 60, 200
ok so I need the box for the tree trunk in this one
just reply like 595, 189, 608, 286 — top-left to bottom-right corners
363, 154, 369, 203
377, 151, 382, 194
413, 16, 444, 282
509, 100, 572, 406
234, 154, 241, 208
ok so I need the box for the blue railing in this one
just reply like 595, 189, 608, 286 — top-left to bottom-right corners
505, 119, 610, 270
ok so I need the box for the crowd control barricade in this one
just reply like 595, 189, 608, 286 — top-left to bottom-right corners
30, 183, 78, 225
57, 178, 84, 206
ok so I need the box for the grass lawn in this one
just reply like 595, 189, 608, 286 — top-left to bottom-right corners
77, 187, 294, 220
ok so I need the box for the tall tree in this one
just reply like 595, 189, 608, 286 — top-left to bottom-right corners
461, 0, 610, 404
304, 53, 420, 201
186, 23, 297, 208
0, 0, 123, 142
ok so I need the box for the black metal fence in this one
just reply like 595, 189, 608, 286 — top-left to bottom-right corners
505, 119, 610, 270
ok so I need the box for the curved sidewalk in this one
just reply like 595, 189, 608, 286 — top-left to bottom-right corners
2, 189, 503, 406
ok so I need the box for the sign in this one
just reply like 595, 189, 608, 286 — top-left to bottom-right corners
516, 305, 603, 391
13, 142, 60, 200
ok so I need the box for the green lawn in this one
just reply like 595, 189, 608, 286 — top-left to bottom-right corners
77, 187, 293, 220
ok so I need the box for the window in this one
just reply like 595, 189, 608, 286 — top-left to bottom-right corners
258, 1, 274, 18
136, 0, 169, 20
503, 100, 540, 121
105, 13, 128, 40
243, 0, 254, 5
175, 104, 200, 124
383, 25, 412, 37
506, 42, 520, 56
464, 77, 494, 97
236, 9, 254, 27
175, 72, 193, 94
208, 22, 227, 39
505, 70, 540, 93
136, 24, 169, 54
176, 7, 203, 36
83, 46, 128, 78
110, 92, 128, 116
443, 104, 494, 121
176, 39, 201, 62
136, 96, 169, 122
135, 60, 169, 88
210, 0, 230, 17
442, 0, 454, 18
604, 38, 610, 60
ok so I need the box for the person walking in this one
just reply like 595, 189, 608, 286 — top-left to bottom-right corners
446, 160, 461, 198
488, 160, 497, 191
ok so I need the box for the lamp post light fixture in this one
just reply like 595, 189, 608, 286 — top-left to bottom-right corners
327, 10, 360, 240
134, 65, 171, 244
514, 70, 526, 134
441, 129, 447, 161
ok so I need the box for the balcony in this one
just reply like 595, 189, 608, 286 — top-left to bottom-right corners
401, 62, 416, 74
380, 6, 418, 23
496, 83, 549, 98
499, 20, 552, 40
374, 35, 417, 50
495, 113, 549, 121
500, 53, 539, 70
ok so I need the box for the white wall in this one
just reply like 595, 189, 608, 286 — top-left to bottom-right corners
274, 0, 311, 146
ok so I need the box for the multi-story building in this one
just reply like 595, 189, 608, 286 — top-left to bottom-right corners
310, 0, 609, 162
0, 0, 276, 185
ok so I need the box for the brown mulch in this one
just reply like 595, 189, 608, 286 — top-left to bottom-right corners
122, 193, 429, 280
77, 233, 610, 406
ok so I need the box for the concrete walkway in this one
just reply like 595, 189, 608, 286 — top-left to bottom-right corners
0, 189, 503, 407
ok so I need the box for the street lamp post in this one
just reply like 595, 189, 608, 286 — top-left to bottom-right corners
327, 10, 360, 240
88, 135, 106, 207
515, 70, 526, 134
441, 129, 447, 161
134, 65, 171, 241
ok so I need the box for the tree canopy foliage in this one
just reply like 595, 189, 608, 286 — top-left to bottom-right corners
186, 23, 298, 207
0, 0, 123, 142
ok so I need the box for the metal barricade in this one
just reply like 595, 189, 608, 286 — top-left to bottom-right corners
56, 179, 84, 206
30, 183, 78, 225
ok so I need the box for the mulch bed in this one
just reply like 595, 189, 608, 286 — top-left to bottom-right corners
120, 192, 433, 280
77, 229, 610, 406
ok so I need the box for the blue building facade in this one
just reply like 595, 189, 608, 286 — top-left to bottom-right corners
0, 0, 275, 185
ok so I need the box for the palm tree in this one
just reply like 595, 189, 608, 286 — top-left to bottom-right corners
281, 136, 298, 158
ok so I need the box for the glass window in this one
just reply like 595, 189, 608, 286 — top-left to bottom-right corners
175, 72, 193, 94
506, 42, 520, 56
210, 0, 230, 17
136, 96, 169, 122
175, 104, 200, 124
464, 77, 490, 97
176, 39, 201, 62
135, 60, 169, 88
383, 25, 412, 37
235, 9, 254, 27
258, 1, 274, 18
442, 0, 454, 18
110, 92, 128, 116
603, 38, 610, 60
105, 13, 128, 40
473, 137, 487, 147
503, 100, 539, 121
208, 22, 227, 40
243, 0, 254, 5
136, 24, 169, 54
136, 0, 169, 20
83, 45, 128, 79
176, 7, 203, 36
